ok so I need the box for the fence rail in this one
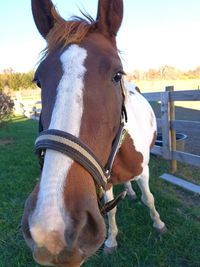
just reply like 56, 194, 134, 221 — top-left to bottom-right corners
144, 89, 200, 101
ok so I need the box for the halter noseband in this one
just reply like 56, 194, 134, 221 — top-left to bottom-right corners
35, 79, 127, 215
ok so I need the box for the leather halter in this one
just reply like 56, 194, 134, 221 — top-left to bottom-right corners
35, 79, 127, 215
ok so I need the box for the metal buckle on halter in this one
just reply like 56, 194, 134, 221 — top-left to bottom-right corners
96, 186, 105, 199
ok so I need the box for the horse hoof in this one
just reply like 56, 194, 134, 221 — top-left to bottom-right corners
103, 245, 117, 254
156, 225, 168, 235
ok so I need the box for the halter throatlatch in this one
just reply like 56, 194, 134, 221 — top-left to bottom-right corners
35, 79, 128, 215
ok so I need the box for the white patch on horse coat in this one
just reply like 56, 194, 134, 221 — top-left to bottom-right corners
125, 81, 156, 169
30, 45, 87, 245
104, 188, 118, 248
105, 84, 165, 250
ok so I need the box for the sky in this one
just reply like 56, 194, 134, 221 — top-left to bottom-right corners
0, 0, 200, 73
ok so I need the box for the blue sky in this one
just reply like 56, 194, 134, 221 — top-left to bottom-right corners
0, 0, 200, 72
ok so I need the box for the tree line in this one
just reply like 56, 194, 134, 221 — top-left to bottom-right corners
126, 65, 200, 81
0, 68, 36, 92
0, 65, 200, 92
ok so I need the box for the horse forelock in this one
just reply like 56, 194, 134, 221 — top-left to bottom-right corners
42, 7, 96, 57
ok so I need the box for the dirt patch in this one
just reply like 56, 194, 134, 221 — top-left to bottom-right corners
0, 139, 14, 146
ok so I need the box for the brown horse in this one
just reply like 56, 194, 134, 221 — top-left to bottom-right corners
22, 0, 166, 266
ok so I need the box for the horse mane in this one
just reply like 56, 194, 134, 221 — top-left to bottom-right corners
43, 7, 96, 57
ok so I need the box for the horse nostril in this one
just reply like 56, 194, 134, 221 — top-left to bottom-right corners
80, 211, 105, 248
86, 212, 99, 235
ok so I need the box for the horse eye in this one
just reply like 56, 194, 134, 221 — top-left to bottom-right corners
36, 81, 41, 88
33, 78, 41, 88
112, 72, 123, 84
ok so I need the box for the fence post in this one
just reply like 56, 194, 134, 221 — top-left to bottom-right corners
165, 86, 177, 173
161, 91, 171, 159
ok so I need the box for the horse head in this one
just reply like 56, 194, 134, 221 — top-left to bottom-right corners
22, 0, 125, 266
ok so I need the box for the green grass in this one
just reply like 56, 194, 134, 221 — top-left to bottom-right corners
0, 117, 200, 267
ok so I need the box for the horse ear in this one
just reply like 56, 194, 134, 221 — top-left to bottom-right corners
96, 0, 123, 37
31, 0, 56, 38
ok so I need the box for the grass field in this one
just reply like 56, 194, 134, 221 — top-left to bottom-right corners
0, 117, 200, 267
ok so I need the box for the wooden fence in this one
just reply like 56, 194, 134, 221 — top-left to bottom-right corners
143, 87, 200, 194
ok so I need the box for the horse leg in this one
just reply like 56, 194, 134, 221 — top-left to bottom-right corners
136, 165, 167, 234
103, 186, 118, 253
124, 181, 137, 201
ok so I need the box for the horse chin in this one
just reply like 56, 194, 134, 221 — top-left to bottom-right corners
32, 245, 86, 267
34, 259, 85, 267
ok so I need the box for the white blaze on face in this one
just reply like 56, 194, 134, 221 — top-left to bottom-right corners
30, 45, 87, 245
